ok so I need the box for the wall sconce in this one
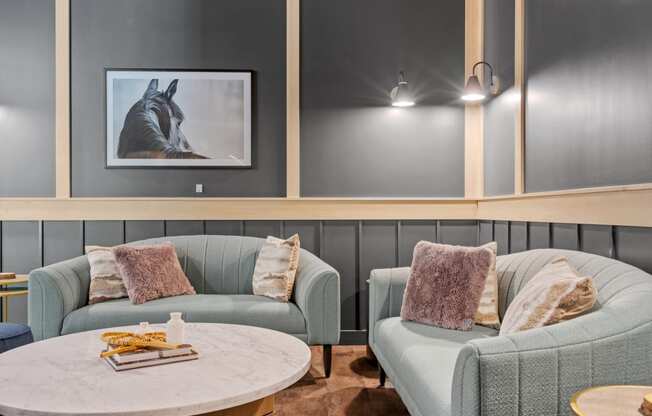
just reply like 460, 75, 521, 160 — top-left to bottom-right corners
391, 71, 415, 107
461, 61, 500, 102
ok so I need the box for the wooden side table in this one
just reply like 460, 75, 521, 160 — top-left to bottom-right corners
571, 385, 652, 416
0, 274, 28, 323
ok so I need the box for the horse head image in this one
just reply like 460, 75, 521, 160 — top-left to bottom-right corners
117, 79, 207, 159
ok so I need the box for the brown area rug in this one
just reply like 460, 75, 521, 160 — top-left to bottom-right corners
275, 346, 409, 416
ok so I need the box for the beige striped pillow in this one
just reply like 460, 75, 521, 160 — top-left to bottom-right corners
252, 234, 301, 302
474, 242, 500, 329
86, 245, 128, 304
499, 257, 597, 335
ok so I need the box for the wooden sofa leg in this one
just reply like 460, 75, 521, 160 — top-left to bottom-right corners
323, 345, 332, 378
379, 365, 386, 387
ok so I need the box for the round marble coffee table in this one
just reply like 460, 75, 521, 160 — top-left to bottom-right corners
0, 323, 311, 416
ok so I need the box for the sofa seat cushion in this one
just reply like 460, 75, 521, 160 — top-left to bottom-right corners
373, 317, 497, 416
61, 294, 306, 336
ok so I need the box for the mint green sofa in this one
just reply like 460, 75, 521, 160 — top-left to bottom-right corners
369, 249, 652, 416
28, 235, 340, 375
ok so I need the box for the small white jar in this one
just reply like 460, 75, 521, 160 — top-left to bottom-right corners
166, 312, 185, 345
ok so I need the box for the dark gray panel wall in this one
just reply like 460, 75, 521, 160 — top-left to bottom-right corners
300, 0, 465, 197
0, 0, 55, 197
43, 221, 83, 265
321, 222, 358, 339
84, 221, 125, 247
3, 219, 652, 338
71, 0, 286, 197
398, 221, 437, 267
125, 221, 165, 242
165, 221, 205, 237
438, 221, 478, 247
483, 0, 516, 196
284, 221, 320, 255
525, 0, 652, 192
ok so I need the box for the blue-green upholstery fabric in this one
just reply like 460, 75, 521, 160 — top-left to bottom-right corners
369, 249, 652, 416
0, 323, 33, 353
29, 235, 340, 346
374, 317, 496, 416
62, 294, 307, 339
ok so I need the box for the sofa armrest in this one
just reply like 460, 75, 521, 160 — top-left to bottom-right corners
368, 267, 410, 346
293, 250, 340, 345
464, 299, 652, 416
28, 256, 91, 341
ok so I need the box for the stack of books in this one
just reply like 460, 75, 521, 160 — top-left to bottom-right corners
103, 344, 199, 371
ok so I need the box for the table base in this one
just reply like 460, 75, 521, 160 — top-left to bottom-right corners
198, 395, 274, 416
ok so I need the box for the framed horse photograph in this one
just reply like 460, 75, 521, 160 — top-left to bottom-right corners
105, 69, 252, 168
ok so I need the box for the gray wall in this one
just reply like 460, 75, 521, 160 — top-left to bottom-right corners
525, 0, 652, 192
483, 0, 516, 196
300, 0, 465, 197
4, 218, 652, 344
0, 0, 55, 197
71, 0, 287, 197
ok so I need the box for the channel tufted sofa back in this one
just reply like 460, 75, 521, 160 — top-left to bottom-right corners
137, 235, 267, 295
495, 248, 652, 319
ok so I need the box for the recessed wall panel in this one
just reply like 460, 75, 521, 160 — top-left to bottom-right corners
484, 0, 516, 196
479, 221, 494, 245
494, 221, 509, 255
360, 221, 397, 330
84, 221, 125, 246
0, 0, 55, 196
398, 221, 437, 267
165, 221, 205, 237
205, 221, 243, 237
580, 225, 613, 258
528, 222, 550, 249
615, 227, 652, 274
71, 0, 286, 197
243, 221, 282, 239
125, 221, 165, 242
43, 221, 83, 265
284, 221, 320, 255
510, 222, 528, 253
321, 221, 357, 331
551, 224, 579, 251
525, 0, 652, 192
438, 221, 478, 247
300, 0, 465, 197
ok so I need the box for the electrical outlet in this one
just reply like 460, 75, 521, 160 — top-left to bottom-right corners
195, 184, 204, 194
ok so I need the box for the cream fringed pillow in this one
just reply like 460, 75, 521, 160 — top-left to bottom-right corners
500, 257, 597, 335
252, 234, 301, 302
86, 246, 128, 304
474, 242, 500, 329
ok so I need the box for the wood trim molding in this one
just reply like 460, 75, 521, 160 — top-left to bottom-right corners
0, 198, 477, 221
464, 0, 485, 199
55, 0, 70, 198
286, 0, 301, 198
478, 187, 652, 227
514, 0, 525, 195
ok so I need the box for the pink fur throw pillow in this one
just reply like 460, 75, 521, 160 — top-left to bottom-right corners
400, 241, 493, 331
113, 243, 196, 305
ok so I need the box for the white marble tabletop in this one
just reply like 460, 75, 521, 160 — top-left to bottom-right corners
0, 323, 311, 416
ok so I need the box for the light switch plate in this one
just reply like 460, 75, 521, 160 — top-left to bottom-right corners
195, 184, 204, 194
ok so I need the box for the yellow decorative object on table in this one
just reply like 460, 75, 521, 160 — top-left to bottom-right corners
100, 331, 178, 358
99, 327, 199, 371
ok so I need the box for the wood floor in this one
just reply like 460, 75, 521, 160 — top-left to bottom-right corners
275, 346, 409, 416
